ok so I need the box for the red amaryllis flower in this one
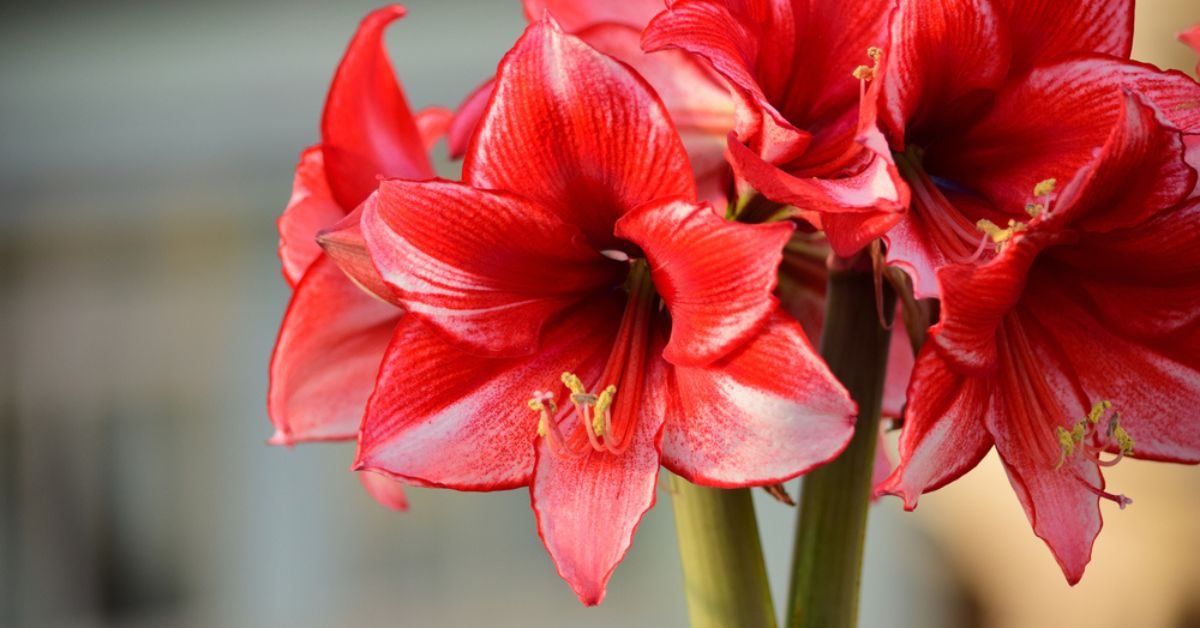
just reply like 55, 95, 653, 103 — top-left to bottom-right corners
879, 90, 1200, 583
1183, 24, 1200, 76
448, 0, 737, 207
331, 18, 855, 604
269, 5, 449, 502
876, 0, 1200, 298
641, 0, 907, 254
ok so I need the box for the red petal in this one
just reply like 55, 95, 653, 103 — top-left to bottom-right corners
661, 309, 855, 486
616, 198, 793, 365
877, 346, 994, 508
267, 256, 399, 445
932, 234, 1047, 374
321, 5, 433, 209
881, 310, 915, 419
985, 309, 1104, 584
358, 297, 623, 491
879, 0, 1012, 147
936, 57, 1200, 216
358, 471, 409, 512
414, 106, 452, 152
362, 179, 623, 357
1049, 89, 1194, 233
530, 329, 668, 605
463, 18, 695, 248
278, 147, 346, 287
522, 0, 666, 31
447, 79, 493, 159
1023, 278, 1200, 464
317, 198, 403, 306
995, 0, 1133, 71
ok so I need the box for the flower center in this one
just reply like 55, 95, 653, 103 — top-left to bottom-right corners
528, 260, 658, 457
893, 147, 996, 262
1055, 400, 1136, 509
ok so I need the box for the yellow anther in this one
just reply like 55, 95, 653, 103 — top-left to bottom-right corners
592, 385, 617, 436
1056, 425, 1076, 469
1033, 178, 1057, 198
1025, 202, 1045, 219
537, 418, 547, 437
852, 65, 875, 81
1113, 424, 1135, 456
976, 218, 1027, 246
867, 46, 883, 61
561, 372, 587, 396
1087, 400, 1113, 425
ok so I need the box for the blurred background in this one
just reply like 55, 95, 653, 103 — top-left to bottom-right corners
1, 1, 1198, 626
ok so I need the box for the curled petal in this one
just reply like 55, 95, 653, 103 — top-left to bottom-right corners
362, 179, 623, 357
321, 5, 433, 208
464, 17, 695, 249
447, 79, 493, 159
414, 106, 453, 152
661, 310, 855, 486
268, 256, 399, 445
317, 199, 403, 306
531, 329, 668, 605
616, 198, 792, 365
278, 147, 345, 286
358, 297, 623, 490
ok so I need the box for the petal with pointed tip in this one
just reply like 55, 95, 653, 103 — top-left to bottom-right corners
321, 5, 433, 209
359, 471, 409, 512
268, 256, 399, 445
414, 106, 453, 152
530, 330, 668, 605
317, 198, 403, 306
362, 179, 623, 357
463, 18, 695, 249
661, 309, 855, 485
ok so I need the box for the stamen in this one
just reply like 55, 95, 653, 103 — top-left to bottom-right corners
975, 218, 1027, 248
853, 46, 884, 81
1053, 400, 1136, 507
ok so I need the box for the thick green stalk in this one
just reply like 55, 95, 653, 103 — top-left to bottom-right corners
670, 476, 777, 628
786, 264, 893, 628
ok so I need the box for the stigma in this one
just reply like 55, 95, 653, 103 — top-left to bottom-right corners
1054, 400, 1136, 509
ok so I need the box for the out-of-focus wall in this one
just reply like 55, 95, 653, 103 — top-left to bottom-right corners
0, 1, 1197, 627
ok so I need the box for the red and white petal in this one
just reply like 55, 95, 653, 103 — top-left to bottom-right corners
268, 256, 400, 445
359, 471, 409, 512
881, 312, 915, 419
995, 0, 1133, 71
616, 199, 793, 365
363, 179, 623, 357
414, 106, 453, 152
661, 309, 855, 486
447, 79, 493, 159
358, 297, 623, 491
986, 309, 1105, 584
522, 0, 666, 32
877, 346, 994, 508
317, 199, 403, 306
879, 0, 1013, 147
531, 326, 668, 605
321, 5, 433, 209
463, 18, 695, 248
278, 146, 346, 286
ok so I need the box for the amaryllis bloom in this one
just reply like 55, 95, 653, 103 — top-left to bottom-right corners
876, 0, 1200, 298
269, 5, 448, 502
330, 18, 855, 604
641, 0, 906, 254
448, 0, 737, 206
879, 90, 1200, 583
1183, 24, 1200, 75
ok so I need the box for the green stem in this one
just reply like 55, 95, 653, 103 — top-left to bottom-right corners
786, 263, 894, 628
670, 476, 777, 628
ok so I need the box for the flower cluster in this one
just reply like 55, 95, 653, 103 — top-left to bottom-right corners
269, 0, 1200, 603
